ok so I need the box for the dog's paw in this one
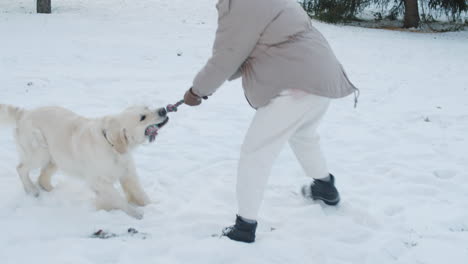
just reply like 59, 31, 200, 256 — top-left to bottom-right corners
38, 180, 54, 192
127, 206, 144, 220
130, 194, 151, 207
25, 185, 40, 197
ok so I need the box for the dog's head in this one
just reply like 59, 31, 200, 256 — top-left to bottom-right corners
104, 106, 169, 153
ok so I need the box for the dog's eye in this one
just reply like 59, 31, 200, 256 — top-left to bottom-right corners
140, 115, 146, 122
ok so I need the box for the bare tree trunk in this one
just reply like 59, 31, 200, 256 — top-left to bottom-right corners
37, 0, 51, 14
403, 0, 420, 28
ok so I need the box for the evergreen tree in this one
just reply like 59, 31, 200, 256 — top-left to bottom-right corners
301, 0, 467, 28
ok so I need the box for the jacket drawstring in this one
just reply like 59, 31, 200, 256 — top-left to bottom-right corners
353, 87, 360, 108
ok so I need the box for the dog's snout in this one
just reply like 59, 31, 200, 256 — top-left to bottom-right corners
158, 108, 167, 118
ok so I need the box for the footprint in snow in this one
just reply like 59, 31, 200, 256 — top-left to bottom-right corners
433, 169, 456, 180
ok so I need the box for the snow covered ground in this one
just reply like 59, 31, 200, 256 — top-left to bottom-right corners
1, 0, 468, 263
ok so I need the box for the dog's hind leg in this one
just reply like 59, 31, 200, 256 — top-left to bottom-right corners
15, 125, 49, 197
93, 183, 143, 219
38, 162, 57, 192
16, 163, 40, 197
120, 172, 151, 207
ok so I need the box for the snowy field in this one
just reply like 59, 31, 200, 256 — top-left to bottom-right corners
1, 0, 468, 263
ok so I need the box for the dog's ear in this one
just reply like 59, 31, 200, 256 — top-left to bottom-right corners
105, 118, 129, 154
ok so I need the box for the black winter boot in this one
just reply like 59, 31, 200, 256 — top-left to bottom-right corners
222, 215, 257, 243
302, 174, 340, 205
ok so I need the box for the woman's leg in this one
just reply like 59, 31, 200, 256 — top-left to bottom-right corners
289, 95, 331, 180
237, 91, 326, 220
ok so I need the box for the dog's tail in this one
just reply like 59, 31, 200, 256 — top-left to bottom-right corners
0, 104, 24, 126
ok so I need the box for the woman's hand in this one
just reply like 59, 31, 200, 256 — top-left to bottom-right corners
184, 88, 208, 106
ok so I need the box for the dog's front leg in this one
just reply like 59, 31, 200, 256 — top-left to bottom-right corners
16, 163, 40, 197
92, 182, 143, 219
38, 162, 57, 192
120, 164, 151, 207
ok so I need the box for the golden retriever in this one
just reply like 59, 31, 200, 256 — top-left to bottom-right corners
0, 104, 169, 219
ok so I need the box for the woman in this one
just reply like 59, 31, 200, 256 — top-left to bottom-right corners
183, 0, 358, 243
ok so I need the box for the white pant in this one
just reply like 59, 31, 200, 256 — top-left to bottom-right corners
237, 90, 330, 220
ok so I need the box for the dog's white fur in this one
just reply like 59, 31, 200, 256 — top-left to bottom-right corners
0, 104, 167, 219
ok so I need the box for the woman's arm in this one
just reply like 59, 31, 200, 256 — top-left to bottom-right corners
191, 0, 273, 97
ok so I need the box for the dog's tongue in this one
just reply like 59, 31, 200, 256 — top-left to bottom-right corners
145, 126, 159, 143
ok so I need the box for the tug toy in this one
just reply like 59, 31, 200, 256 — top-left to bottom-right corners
165, 99, 185, 113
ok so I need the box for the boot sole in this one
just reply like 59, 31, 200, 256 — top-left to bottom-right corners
312, 195, 340, 206
302, 186, 340, 206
